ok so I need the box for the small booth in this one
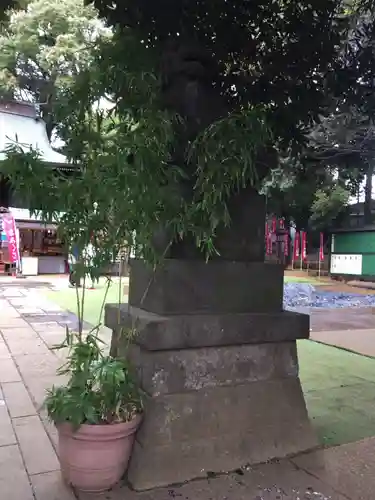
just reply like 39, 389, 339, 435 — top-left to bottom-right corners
330, 226, 375, 280
0, 100, 69, 276
1, 208, 67, 275
13, 208, 66, 275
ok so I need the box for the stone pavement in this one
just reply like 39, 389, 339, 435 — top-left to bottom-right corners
311, 328, 375, 357
310, 307, 375, 332
1, 280, 375, 499
75, 437, 375, 499
0, 283, 76, 500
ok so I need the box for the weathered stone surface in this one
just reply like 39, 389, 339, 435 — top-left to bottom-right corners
104, 257, 314, 491
167, 190, 268, 261
127, 377, 317, 490
136, 377, 309, 446
127, 342, 299, 396
211, 189, 267, 261
128, 259, 283, 314
105, 305, 309, 352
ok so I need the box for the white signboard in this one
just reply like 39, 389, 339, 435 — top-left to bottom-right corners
330, 254, 362, 275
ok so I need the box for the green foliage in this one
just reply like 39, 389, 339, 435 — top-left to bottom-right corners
310, 185, 350, 229
0, 0, 110, 136
44, 328, 142, 428
1, 0, 374, 258
92, 0, 374, 153
263, 158, 351, 230
86, 0, 375, 238
1, 24, 271, 262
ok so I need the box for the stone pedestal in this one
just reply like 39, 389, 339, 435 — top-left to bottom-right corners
105, 258, 318, 491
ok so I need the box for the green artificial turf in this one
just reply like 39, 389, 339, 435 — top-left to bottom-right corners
44, 278, 125, 327
284, 275, 323, 284
299, 339, 375, 447
44, 282, 375, 448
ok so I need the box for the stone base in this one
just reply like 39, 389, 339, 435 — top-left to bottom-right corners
129, 259, 284, 314
128, 375, 316, 490
105, 305, 310, 352
105, 303, 317, 491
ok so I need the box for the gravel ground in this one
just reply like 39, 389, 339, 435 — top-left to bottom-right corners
284, 282, 375, 309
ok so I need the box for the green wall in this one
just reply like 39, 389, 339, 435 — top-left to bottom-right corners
361, 255, 375, 275
333, 232, 375, 254
333, 231, 375, 276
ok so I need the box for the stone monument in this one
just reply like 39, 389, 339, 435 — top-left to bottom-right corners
105, 190, 317, 491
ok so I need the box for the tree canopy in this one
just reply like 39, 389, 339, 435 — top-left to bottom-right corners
92, 0, 373, 151
1, 0, 375, 263
90, 0, 375, 234
0, 0, 110, 138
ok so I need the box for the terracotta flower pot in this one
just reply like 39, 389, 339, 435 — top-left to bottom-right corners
57, 414, 142, 493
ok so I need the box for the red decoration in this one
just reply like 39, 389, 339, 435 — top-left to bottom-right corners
271, 217, 277, 233
301, 231, 307, 261
284, 233, 289, 256
2, 213, 20, 264
265, 222, 272, 255
319, 233, 324, 261
279, 218, 285, 229
293, 232, 300, 261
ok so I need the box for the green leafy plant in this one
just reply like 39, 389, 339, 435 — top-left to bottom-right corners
44, 328, 142, 428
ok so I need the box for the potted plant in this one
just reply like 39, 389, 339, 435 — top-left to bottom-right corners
44, 329, 143, 493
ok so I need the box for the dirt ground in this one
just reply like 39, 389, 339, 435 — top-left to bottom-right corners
311, 307, 375, 331
317, 282, 375, 295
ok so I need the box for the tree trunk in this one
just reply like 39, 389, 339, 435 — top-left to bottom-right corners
159, 41, 274, 260
0, 177, 11, 208
364, 163, 373, 225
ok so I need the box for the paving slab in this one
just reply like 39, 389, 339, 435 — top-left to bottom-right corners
6, 336, 51, 356
0, 357, 22, 382
18, 307, 46, 314
77, 460, 347, 500
0, 340, 11, 358
14, 352, 61, 379
9, 298, 30, 306
1, 326, 40, 341
0, 307, 20, 318
38, 330, 69, 349
32, 322, 64, 331
311, 307, 375, 332
2, 381, 37, 418
40, 413, 59, 450
311, 329, 375, 357
0, 444, 34, 499
0, 317, 28, 327
0, 387, 17, 446
31, 470, 76, 500
25, 374, 69, 409
292, 436, 375, 500
13, 415, 60, 475
2, 289, 24, 297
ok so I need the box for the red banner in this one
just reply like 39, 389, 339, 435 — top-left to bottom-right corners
279, 218, 285, 230
301, 231, 307, 261
284, 233, 289, 256
2, 213, 20, 264
265, 222, 272, 255
271, 217, 277, 233
319, 233, 324, 261
293, 231, 300, 261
